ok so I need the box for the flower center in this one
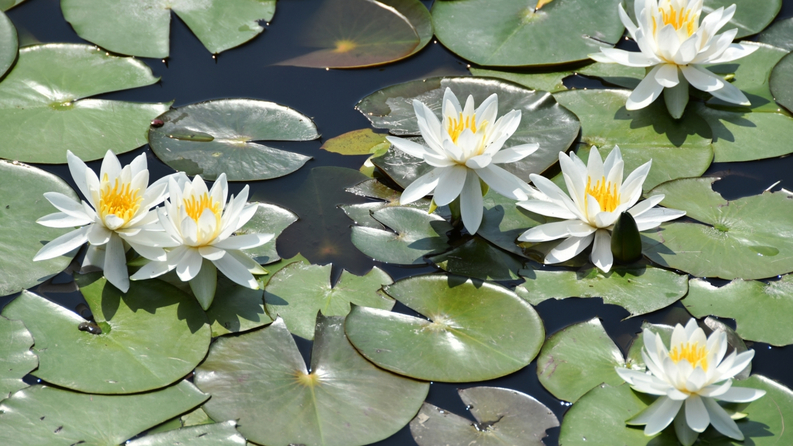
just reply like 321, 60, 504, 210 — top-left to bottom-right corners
669, 341, 709, 371
99, 174, 142, 224
653, 3, 697, 37
334, 39, 357, 53
184, 193, 222, 224
447, 112, 485, 144
585, 176, 620, 213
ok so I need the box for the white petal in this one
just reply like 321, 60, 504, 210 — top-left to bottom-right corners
415, 100, 444, 151
401, 169, 442, 204
476, 165, 529, 201
632, 396, 682, 435
516, 200, 578, 220
210, 174, 228, 210
212, 252, 258, 289
386, 136, 427, 159
596, 48, 657, 67
490, 143, 538, 164
716, 386, 766, 403
656, 25, 681, 62
474, 93, 498, 128
442, 88, 462, 117
680, 65, 724, 92
43, 192, 89, 220
37, 212, 93, 228
87, 223, 112, 246
213, 233, 273, 250
465, 154, 492, 170
103, 234, 129, 292
684, 395, 709, 433
460, 170, 484, 235
66, 151, 92, 200
176, 248, 203, 282
655, 64, 680, 88
628, 195, 665, 218
620, 160, 653, 207
100, 150, 122, 181
518, 220, 594, 242
591, 229, 613, 272
33, 226, 90, 261
674, 407, 701, 446
634, 208, 687, 231
530, 174, 583, 220
707, 42, 759, 64
433, 165, 467, 206
128, 243, 166, 261
626, 65, 666, 110
673, 34, 700, 65
199, 246, 227, 261
718, 350, 755, 378
703, 397, 744, 440
545, 233, 595, 264
709, 78, 751, 106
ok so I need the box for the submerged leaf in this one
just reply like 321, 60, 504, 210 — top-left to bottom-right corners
321, 129, 390, 155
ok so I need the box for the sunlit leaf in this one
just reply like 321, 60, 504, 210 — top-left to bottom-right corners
341, 179, 434, 229
0, 0, 26, 11
0, 10, 16, 78
235, 202, 298, 264
770, 51, 793, 115
264, 263, 393, 340
344, 275, 545, 382
61, 0, 275, 58
643, 177, 793, 280
149, 99, 318, 181
432, 0, 624, 66
0, 381, 208, 445
195, 317, 429, 446
0, 161, 79, 295
130, 421, 246, 446
683, 277, 793, 347
0, 316, 37, 400
553, 89, 713, 190
758, 17, 793, 51
277, 0, 421, 68
0, 44, 169, 163
410, 387, 559, 446
320, 129, 390, 155
515, 264, 688, 317
2, 275, 211, 394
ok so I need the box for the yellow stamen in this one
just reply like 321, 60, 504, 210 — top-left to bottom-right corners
585, 176, 620, 213
670, 342, 709, 371
184, 193, 222, 223
446, 112, 485, 144
99, 174, 142, 224
656, 4, 696, 36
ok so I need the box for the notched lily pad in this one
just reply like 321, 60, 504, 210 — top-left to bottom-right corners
344, 275, 545, 382
61, 0, 276, 58
515, 264, 688, 317
0, 316, 37, 400
0, 381, 209, 446
643, 177, 793, 280
2, 275, 211, 394
350, 207, 453, 265
431, 0, 624, 66
410, 387, 559, 446
150, 99, 317, 181
264, 262, 393, 340
0, 44, 169, 163
195, 316, 429, 446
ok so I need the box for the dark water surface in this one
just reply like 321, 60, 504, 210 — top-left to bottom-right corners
4, 1, 793, 445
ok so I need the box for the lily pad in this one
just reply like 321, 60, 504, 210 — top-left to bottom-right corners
320, 129, 390, 156
2, 274, 211, 394
264, 263, 394, 340
350, 207, 452, 265
341, 179, 434, 229
0, 381, 208, 446
535, 318, 629, 403
344, 275, 545, 382
410, 387, 559, 446
431, 0, 624, 66
477, 190, 547, 259
683, 277, 793, 347
0, 161, 81, 296
0, 10, 16, 79
149, 99, 317, 181
471, 62, 644, 94
643, 177, 793, 280
358, 76, 580, 183
770, 52, 793, 115
515, 265, 688, 317
235, 202, 298, 264
0, 316, 37, 400
758, 17, 793, 51
130, 421, 246, 446
277, 0, 421, 68
553, 89, 713, 191
0, 0, 26, 11
0, 44, 169, 163
195, 317, 429, 446
61, 0, 275, 58
559, 375, 793, 445
147, 407, 215, 436
428, 236, 526, 281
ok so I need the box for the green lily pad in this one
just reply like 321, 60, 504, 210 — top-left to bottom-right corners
0, 44, 169, 163
431, 0, 624, 66
770, 52, 793, 115
341, 179, 434, 229
131, 421, 246, 446
553, 89, 713, 191
477, 191, 547, 259
0, 10, 16, 79
344, 275, 545, 382
61, 0, 275, 58
515, 265, 688, 317
147, 407, 215, 436
471, 62, 644, 94
320, 129, 390, 156
559, 375, 793, 446
428, 236, 526, 281
0, 316, 37, 400
0, 0, 26, 11
195, 317, 429, 446
358, 76, 580, 183
643, 177, 793, 280
379, 0, 433, 58
0, 161, 81, 296
410, 387, 559, 446
2, 274, 211, 394
264, 263, 393, 340
370, 146, 435, 190
149, 99, 317, 182
235, 202, 298, 264
0, 381, 208, 446
683, 277, 793, 347
277, 0, 421, 68
758, 17, 793, 51
350, 207, 452, 265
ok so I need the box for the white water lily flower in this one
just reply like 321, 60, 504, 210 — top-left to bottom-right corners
616, 319, 765, 445
590, 0, 758, 117
386, 88, 539, 235
130, 173, 272, 308
34, 150, 174, 292
517, 146, 685, 272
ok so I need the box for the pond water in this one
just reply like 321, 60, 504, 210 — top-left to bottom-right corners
3, 0, 793, 445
